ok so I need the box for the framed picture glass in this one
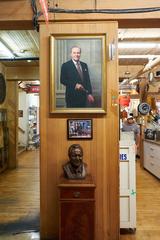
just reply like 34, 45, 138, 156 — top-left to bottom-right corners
67, 119, 93, 139
50, 34, 107, 113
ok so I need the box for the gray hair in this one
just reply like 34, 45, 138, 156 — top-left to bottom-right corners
70, 46, 81, 53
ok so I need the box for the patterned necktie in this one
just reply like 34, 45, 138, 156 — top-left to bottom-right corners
76, 62, 83, 80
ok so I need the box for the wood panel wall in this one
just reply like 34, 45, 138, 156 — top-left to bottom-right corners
5, 66, 40, 169
52, 0, 160, 22
6, 67, 39, 81
0, 64, 18, 169
7, 81, 18, 169
40, 21, 119, 240
0, 0, 160, 29
0, 0, 33, 29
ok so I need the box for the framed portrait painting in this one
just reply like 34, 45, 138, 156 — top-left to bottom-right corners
50, 34, 107, 113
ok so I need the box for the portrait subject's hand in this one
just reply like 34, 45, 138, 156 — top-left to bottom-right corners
75, 83, 84, 91
87, 94, 94, 103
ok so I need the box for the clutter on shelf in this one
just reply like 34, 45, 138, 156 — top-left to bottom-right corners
27, 106, 40, 150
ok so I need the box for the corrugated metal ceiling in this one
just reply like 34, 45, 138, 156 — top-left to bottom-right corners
0, 30, 39, 66
0, 28, 160, 67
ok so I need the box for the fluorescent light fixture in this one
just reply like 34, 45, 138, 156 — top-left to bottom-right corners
119, 55, 160, 59
118, 42, 160, 49
0, 41, 14, 58
20, 49, 25, 53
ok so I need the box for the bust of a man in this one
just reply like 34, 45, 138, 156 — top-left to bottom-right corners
63, 144, 87, 179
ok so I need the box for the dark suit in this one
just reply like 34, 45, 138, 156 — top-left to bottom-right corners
60, 60, 92, 107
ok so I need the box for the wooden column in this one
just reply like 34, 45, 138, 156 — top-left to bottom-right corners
40, 21, 119, 240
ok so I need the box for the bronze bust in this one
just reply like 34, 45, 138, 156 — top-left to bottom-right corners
63, 144, 87, 179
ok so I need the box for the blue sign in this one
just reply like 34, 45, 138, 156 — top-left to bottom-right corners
120, 153, 127, 161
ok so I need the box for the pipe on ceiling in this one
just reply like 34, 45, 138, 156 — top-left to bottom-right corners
0, 57, 39, 61
120, 56, 160, 86
130, 57, 160, 81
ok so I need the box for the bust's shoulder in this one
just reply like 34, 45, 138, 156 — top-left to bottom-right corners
63, 161, 71, 169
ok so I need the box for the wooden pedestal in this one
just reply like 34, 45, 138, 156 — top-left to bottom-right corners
58, 174, 95, 240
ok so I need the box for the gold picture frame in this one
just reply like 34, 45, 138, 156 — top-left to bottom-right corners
50, 34, 107, 113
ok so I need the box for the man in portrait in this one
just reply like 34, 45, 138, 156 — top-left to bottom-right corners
60, 46, 94, 108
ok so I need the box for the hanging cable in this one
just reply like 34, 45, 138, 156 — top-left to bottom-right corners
31, 0, 39, 31
30, 0, 160, 31
47, 7, 160, 15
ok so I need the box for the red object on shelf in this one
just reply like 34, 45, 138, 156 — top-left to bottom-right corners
119, 95, 130, 106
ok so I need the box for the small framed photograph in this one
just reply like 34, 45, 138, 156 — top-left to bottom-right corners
67, 119, 93, 139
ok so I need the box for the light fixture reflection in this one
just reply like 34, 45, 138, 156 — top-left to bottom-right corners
0, 41, 14, 58
118, 42, 160, 49
119, 55, 160, 59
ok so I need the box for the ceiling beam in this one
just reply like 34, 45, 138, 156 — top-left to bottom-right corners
5, 66, 39, 81
0, 1, 34, 30
118, 19, 160, 28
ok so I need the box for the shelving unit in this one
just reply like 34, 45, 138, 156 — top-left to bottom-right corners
28, 106, 40, 150
0, 109, 9, 173
143, 140, 160, 179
